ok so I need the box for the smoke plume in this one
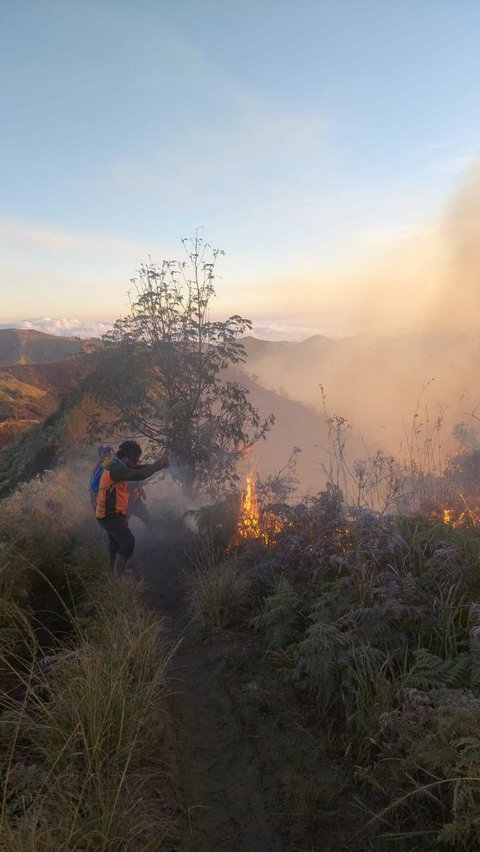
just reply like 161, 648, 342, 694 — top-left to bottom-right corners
356, 165, 480, 335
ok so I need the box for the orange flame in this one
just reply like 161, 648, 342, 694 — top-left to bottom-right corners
434, 496, 480, 528
234, 472, 262, 541
232, 471, 283, 546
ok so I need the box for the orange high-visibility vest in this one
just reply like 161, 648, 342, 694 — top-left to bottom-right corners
95, 468, 129, 518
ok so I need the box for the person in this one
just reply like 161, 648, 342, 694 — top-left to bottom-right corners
89, 443, 114, 509
95, 440, 169, 576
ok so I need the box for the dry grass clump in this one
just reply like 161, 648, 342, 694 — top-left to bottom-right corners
0, 540, 31, 605
0, 463, 100, 552
0, 466, 107, 616
187, 535, 251, 633
0, 466, 177, 850
0, 576, 175, 851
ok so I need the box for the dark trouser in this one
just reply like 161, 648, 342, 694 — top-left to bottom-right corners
128, 499, 152, 528
97, 514, 135, 569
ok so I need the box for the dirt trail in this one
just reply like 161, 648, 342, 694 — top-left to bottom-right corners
139, 536, 283, 852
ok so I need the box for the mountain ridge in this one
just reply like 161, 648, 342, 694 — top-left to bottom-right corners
0, 327, 88, 367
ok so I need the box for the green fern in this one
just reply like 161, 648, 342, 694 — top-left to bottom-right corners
468, 607, 480, 689
403, 648, 471, 690
346, 601, 408, 657
291, 616, 353, 707
251, 576, 304, 650
307, 576, 351, 618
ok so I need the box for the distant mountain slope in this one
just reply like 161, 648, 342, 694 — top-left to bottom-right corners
0, 355, 95, 448
242, 332, 480, 454
0, 328, 84, 367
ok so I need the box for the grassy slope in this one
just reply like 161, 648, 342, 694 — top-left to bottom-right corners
0, 328, 83, 367
0, 394, 108, 499
0, 356, 106, 496
0, 469, 176, 850
0, 374, 46, 419
0, 355, 96, 448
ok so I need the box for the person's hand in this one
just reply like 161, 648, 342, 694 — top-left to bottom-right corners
155, 453, 170, 470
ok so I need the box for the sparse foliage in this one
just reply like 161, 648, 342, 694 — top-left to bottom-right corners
257, 446, 302, 507
90, 234, 274, 498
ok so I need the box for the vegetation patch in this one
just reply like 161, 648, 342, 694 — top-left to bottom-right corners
0, 471, 177, 851
0, 375, 46, 418
188, 482, 480, 850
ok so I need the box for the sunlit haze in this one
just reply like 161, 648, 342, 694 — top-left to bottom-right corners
2, 1, 480, 340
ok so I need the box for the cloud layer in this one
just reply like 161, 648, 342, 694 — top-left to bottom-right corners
0, 318, 114, 339
1, 315, 325, 343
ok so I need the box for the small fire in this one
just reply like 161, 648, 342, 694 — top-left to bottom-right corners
232, 471, 283, 546
235, 472, 262, 541
262, 510, 284, 539
443, 507, 453, 525
434, 495, 480, 528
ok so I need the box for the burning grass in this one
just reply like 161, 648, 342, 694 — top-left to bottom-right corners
231, 470, 285, 548
429, 494, 480, 529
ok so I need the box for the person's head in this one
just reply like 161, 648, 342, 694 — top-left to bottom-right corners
117, 440, 142, 467
98, 443, 114, 459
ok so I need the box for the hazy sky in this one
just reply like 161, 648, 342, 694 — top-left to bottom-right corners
2, 0, 480, 339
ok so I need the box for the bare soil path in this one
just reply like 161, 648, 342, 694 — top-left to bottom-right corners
138, 535, 284, 852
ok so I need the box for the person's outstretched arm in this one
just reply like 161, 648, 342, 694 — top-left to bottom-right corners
109, 454, 169, 483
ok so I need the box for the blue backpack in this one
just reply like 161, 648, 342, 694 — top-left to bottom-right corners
89, 462, 108, 508
89, 463, 104, 496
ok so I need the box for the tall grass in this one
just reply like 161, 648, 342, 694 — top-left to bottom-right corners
0, 467, 177, 850
187, 534, 251, 633
0, 577, 174, 851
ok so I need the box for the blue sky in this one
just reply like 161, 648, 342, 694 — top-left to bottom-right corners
1, 0, 479, 338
